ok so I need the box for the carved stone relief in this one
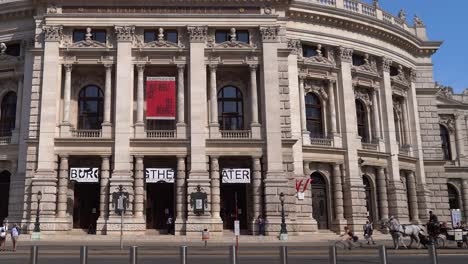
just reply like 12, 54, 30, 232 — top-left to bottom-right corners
353, 54, 379, 76
354, 88, 372, 106
337, 46, 353, 63
391, 65, 409, 85
114, 26, 135, 42
259, 26, 279, 42
440, 115, 455, 133
207, 28, 256, 49
303, 79, 328, 101
43, 25, 63, 42
187, 26, 208, 43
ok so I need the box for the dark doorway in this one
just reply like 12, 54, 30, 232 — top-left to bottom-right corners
146, 182, 174, 230
221, 184, 248, 230
0, 171, 11, 225
73, 184, 100, 230
311, 172, 329, 229
448, 184, 460, 210
363, 175, 376, 223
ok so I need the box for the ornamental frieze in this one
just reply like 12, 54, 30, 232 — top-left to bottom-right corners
61, 6, 261, 15
43, 25, 63, 42
259, 26, 279, 42
187, 26, 208, 43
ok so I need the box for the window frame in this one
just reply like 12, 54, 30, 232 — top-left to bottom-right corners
143, 29, 179, 43
440, 124, 452, 160
305, 93, 324, 138
217, 86, 244, 130
215, 30, 250, 44
73, 29, 107, 43
0, 92, 17, 136
77, 85, 104, 130
355, 99, 369, 142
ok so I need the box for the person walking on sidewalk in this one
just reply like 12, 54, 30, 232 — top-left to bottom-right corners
363, 221, 375, 245
10, 224, 20, 251
166, 215, 173, 235
0, 223, 7, 250
257, 215, 265, 236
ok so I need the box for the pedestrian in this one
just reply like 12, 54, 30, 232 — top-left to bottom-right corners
257, 215, 265, 236
10, 224, 20, 252
166, 214, 173, 235
341, 226, 358, 250
363, 221, 375, 245
0, 223, 7, 250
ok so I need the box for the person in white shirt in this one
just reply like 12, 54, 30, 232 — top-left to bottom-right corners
10, 224, 20, 251
0, 223, 7, 250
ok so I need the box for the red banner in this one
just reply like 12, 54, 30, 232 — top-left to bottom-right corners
146, 77, 176, 120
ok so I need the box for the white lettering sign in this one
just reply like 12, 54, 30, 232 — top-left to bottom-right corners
145, 168, 175, 183
69, 168, 99, 183
221, 168, 251, 184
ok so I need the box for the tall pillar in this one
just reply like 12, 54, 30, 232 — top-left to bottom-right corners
371, 89, 381, 140
11, 77, 23, 143
250, 64, 261, 138
102, 64, 113, 137
401, 98, 411, 147
56, 155, 68, 218
176, 64, 186, 138
135, 64, 145, 138
406, 171, 420, 223
328, 80, 337, 135
332, 163, 347, 231
462, 179, 468, 223
454, 113, 465, 163
134, 156, 144, 218
175, 156, 186, 235
376, 167, 388, 220
209, 64, 219, 138
337, 46, 367, 229
99, 156, 110, 219
299, 76, 309, 144
210, 157, 221, 220
60, 64, 72, 136
251, 156, 263, 234
380, 57, 407, 221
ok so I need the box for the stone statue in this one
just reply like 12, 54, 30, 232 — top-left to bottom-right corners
373, 0, 379, 8
414, 15, 424, 27
398, 9, 406, 22
158, 28, 164, 41
229, 28, 237, 42
85, 27, 92, 41
0, 43, 6, 54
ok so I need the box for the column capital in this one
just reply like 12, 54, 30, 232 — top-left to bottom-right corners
114, 26, 135, 42
187, 26, 208, 43
177, 64, 186, 71
382, 57, 393, 73
208, 64, 218, 72
43, 25, 63, 42
63, 64, 73, 72
287, 38, 302, 55
104, 63, 113, 70
135, 63, 146, 72
249, 64, 259, 71
337, 46, 353, 63
259, 26, 280, 43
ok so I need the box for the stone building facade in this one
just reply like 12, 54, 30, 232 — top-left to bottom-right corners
0, 0, 466, 236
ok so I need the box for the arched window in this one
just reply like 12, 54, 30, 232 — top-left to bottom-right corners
305, 93, 323, 138
356, 100, 369, 142
0, 92, 17, 136
310, 172, 329, 229
78, 85, 104, 130
440, 125, 452, 160
448, 184, 460, 210
218, 86, 244, 130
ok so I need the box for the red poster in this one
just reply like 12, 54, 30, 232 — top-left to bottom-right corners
146, 77, 176, 120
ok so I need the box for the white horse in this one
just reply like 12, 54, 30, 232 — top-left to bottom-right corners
384, 217, 423, 249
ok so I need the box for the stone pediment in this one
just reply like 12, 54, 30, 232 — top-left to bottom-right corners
143, 40, 184, 49
207, 39, 256, 50
66, 40, 107, 49
352, 55, 380, 77
301, 55, 335, 67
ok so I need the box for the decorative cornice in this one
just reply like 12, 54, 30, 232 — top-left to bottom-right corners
43, 25, 63, 42
259, 26, 279, 43
187, 26, 208, 43
337, 47, 353, 63
114, 26, 135, 42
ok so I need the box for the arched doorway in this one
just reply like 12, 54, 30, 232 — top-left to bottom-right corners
0, 170, 11, 225
448, 184, 460, 210
363, 175, 376, 223
311, 172, 329, 229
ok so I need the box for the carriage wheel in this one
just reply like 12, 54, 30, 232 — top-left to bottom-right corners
435, 236, 446, 249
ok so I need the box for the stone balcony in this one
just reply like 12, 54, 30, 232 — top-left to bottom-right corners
220, 130, 252, 139
361, 142, 379, 151
146, 130, 176, 139
310, 137, 333, 147
70, 129, 102, 138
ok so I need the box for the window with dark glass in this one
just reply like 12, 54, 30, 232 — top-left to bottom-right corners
302, 44, 326, 58
356, 99, 369, 142
215, 30, 249, 43
448, 184, 460, 209
440, 124, 452, 160
4, 43, 20, 57
78, 85, 104, 130
73, 29, 107, 43
144, 30, 178, 43
305, 93, 323, 138
0, 92, 17, 136
390, 66, 399, 76
218, 86, 244, 130
352, 54, 366, 66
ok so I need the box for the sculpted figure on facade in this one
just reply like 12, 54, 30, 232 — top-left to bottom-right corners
304, 79, 328, 101
354, 89, 372, 107
398, 9, 407, 22
353, 53, 379, 75
391, 65, 409, 85
413, 15, 425, 27
0, 43, 6, 54
337, 46, 353, 63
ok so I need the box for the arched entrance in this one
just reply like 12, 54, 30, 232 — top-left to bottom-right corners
0, 170, 11, 225
448, 184, 460, 210
363, 175, 376, 223
311, 172, 329, 229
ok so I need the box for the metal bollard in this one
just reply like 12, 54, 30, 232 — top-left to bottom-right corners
328, 245, 337, 264
428, 244, 438, 264
180, 246, 188, 264
30, 246, 38, 264
129, 246, 138, 264
279, 246, 288, 264
229, 245, 237, 264
378, 245, 387, 264
80, 246, 88, 264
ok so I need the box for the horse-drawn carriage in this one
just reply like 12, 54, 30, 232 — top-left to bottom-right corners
427, 221, 468, 248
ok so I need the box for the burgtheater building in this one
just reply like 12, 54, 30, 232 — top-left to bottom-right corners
0, 0, 468, 236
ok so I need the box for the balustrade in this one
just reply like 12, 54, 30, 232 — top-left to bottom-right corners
362, 142, 378, 151
310, 137, 333, 147
343, 0, 359, 12
0, 136, 11, 145
146, 130, 176, 139
71, 129, 102, 138
361, 3, 376, 17
316, 0, 336, 6
220, 130, 252, 139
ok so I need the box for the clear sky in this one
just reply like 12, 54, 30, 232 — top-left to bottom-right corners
363, 0, 467, 93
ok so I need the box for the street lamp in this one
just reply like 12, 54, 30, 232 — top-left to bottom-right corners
279, 192, 288, 241
33, 191, 42, 233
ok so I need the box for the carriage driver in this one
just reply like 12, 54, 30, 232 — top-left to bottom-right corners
427, 211, 439, 236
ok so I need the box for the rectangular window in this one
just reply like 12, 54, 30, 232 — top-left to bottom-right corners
166, 30, 178, 43
303, 45, 318, 58
215, 30, 229, 43
215, 30, 249, 44
236, 30, 249, 43
93, 30, 107, 43
73, 29, 107, 43
73, 30, 86, 42
4, 43, 21, 57
352, 54, 366, 66
144, 31, 156, 43
144, 30, 178, 43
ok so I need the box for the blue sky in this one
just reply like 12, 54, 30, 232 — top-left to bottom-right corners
363, 0, 467, 92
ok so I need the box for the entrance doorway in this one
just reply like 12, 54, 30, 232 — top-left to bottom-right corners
73, 183, 100, 230
0, 170, 10, 225
146, 182, 174, 230
221, 184, 248, 230
311, 172, 329, 229
363, 175, 376, 223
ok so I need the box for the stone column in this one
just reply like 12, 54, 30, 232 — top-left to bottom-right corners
406, 171, 420, 223
60, 64, 72, 136
135, 64, 145, 138
134, 156, 144, 218
401, 98, 411, 147
176, 64, 186, 138
376, 167, 388, 220
455, 114, 465, 162
102, 64, 113, 137
299, 76, 309, 144
175, 156, 186, 234
328, 80, 337, 135
11, 78, 23, 143
209, 64, 219, 138
251, 156, 263, 234
99, 156, 110, 219
210, 156, 221, 220
332, 163, 347, 231
371, 89, 381, 140
250, 64, 261, 138
56, 155, 68, 218
462, 179, 468, 223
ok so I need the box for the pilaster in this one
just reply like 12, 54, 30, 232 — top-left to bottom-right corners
175, 156, 187, 235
